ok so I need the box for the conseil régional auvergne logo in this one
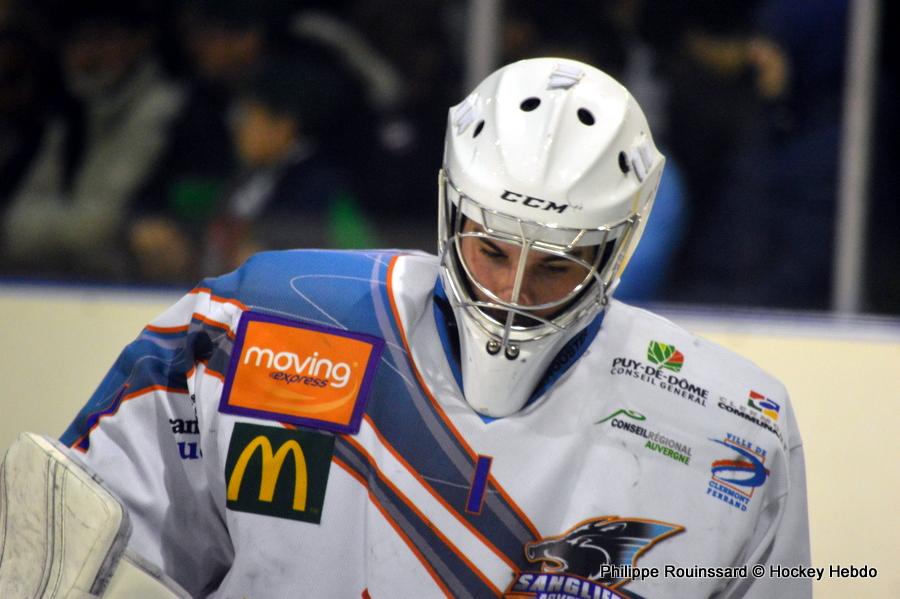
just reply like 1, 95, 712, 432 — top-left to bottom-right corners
505, 516, 683, 598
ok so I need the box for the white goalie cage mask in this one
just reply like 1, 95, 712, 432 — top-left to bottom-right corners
437, 58, 665, 418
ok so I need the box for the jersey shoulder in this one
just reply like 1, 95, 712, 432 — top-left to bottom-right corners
201, 249, 404, 334
599, 300, 797, 450
603, 300, 788, 400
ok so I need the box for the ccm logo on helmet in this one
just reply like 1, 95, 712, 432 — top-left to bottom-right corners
500, 190, 568, 214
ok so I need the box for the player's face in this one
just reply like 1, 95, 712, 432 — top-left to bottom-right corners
458, 220, 594, 320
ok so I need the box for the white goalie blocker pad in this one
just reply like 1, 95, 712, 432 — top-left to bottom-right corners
0, 433, 190, 599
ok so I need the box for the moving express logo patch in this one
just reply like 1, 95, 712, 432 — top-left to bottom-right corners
220, 312, 384, 434
610, 341, 708, 407
506, 516, 683, 599
706, 434, 769, 512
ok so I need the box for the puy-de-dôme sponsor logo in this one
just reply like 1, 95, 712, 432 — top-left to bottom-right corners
610, 341, 708, 407
706, 433, 769, 512
596, 409, 692, 465
717, 391, 784, 447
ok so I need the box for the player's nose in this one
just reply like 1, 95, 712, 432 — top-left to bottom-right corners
493, 270, 537, 305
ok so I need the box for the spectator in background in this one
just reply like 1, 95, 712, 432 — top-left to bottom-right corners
675, 0, 847, 309
129, 0, 381, 283
335, 0, 458, 239
131, 54, 376, 282
1, 1, 185, 280
636, 2, 763, 302
867, 0, 900, 314
123, 0, 269, 284
0, 18, 55, 209
203, 55, 377, 274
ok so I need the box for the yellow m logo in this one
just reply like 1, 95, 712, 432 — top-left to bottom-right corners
226, 436, 308, 511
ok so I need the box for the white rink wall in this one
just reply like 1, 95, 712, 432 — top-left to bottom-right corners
1, 283, 898, 598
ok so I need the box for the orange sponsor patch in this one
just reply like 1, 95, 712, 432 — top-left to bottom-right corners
220, 312, 384, 434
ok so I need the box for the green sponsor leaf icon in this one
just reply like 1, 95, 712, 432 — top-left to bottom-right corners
647, 341, 684, 372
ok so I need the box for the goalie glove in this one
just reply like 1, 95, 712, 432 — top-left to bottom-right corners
0, 433, 189, 598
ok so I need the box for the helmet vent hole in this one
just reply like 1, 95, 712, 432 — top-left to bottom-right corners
577, 108, 595, 126
520, 97, 541, 111
473, 120, 485, 137
618, 151, 630, 174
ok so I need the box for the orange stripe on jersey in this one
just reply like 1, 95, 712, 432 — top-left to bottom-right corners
194, 358, 226, 382
145, 314, 233, 339
71, 384, 190, 450
333, 456, 453, 599
363, 414, 518, 572
121, 384, 188, 402
191, 312, 235, 339
341, 435, 502, 596
203, 367, 226, 382
145, 324, 189, 334
384, 256, 540, 540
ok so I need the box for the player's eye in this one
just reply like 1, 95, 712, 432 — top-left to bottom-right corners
479, 245, 507, 262
540, 262, 571, 275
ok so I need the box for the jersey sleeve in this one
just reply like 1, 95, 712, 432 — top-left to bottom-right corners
59, 287, 244, 598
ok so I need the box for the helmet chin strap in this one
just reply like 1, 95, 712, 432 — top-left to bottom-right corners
447, 295, 607, 419
456, 309, 567, 417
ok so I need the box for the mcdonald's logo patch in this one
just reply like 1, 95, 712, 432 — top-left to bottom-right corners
225, 423, 334, 523
220, 312, 384, 434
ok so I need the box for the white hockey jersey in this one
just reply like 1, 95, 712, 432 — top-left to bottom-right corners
61, 250, 811, 598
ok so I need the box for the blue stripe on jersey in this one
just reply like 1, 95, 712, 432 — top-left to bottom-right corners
370, 260, 539, 570
335, 438, 500, 597
466, 456, 493, 514
431, 280, 464, 391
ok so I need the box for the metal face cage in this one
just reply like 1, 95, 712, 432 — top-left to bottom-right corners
438, 170, 639, 354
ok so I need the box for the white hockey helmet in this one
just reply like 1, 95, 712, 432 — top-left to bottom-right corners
438, 57, 665, 417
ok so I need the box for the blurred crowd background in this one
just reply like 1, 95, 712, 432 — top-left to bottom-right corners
0, 0, 896, 314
